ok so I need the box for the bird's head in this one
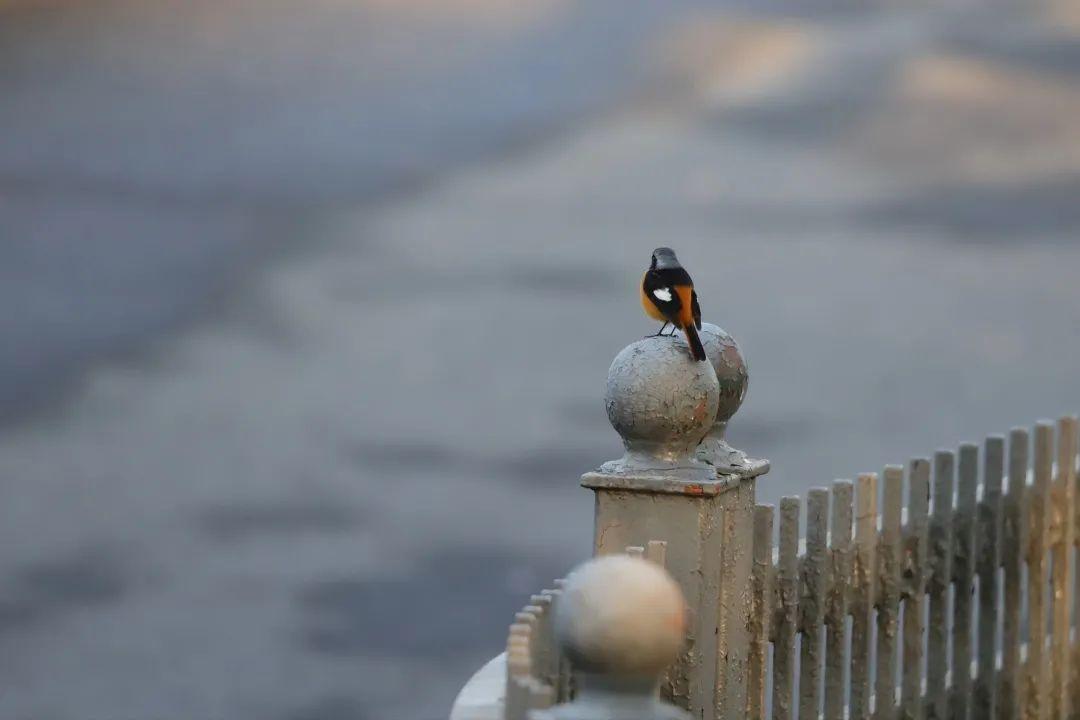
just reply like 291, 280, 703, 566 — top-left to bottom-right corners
651, 247, 680, 270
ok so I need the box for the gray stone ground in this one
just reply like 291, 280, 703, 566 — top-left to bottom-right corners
1, 1, 1079, 719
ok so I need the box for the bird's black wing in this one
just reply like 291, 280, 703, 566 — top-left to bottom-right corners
643, 269, 683, 322
691, 290, 702, 330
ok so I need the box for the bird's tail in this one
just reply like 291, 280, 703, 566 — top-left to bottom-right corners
682, 323, 707, 362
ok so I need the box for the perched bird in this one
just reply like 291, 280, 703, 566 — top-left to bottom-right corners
640, 247, 706, 361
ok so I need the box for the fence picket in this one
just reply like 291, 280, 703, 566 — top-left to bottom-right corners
1070, 418, 1080, 716
1000, 430, 1027, 720
901, 458, 930, 720
926, 451, 954, 720
551, 578, 572, 702
520, 605, 543, 683
646, 540, 668, 567
545, 586, 569, 702
1051, 417, 1077, 717
506, 675, 530, 720
974, 437, 1003, 720
506, 622, 532, 720
851, 473, 878, 720
530, 594, 554, 689
1025, 422, 1053, 720
800, 489, 828, 720
825, 481, 853, 720
1075, 417, 1080, 720
773, 497, 800, 720
749, 505, 774, 720
952, 444, 978, 720
875, 466, 903, 720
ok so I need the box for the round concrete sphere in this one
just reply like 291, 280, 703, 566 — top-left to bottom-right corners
604, 337, 720, 461
555, 555, 686, 676
699, 323, 748, 424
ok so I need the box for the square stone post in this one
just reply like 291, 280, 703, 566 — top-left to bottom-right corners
582, 460, 767, 720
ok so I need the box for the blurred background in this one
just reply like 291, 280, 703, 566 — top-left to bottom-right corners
1, 0, 1079, 718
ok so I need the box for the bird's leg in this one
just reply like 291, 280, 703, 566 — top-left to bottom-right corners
652, 323, 669, 337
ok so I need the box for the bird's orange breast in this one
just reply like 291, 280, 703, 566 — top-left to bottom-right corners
641, 273, 668, 321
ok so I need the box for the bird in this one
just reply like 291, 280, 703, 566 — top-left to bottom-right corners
640, 247, 706, 361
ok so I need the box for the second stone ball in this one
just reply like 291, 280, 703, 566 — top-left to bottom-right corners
699, 323, 748, 424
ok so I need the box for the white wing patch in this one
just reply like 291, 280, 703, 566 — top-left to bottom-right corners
652, 287, 673, 303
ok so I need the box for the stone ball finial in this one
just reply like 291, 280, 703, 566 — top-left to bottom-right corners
602, 336, 719, 475
699, 323, 748, 424
695, 323, 766, 474
555, 555, 686, 677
